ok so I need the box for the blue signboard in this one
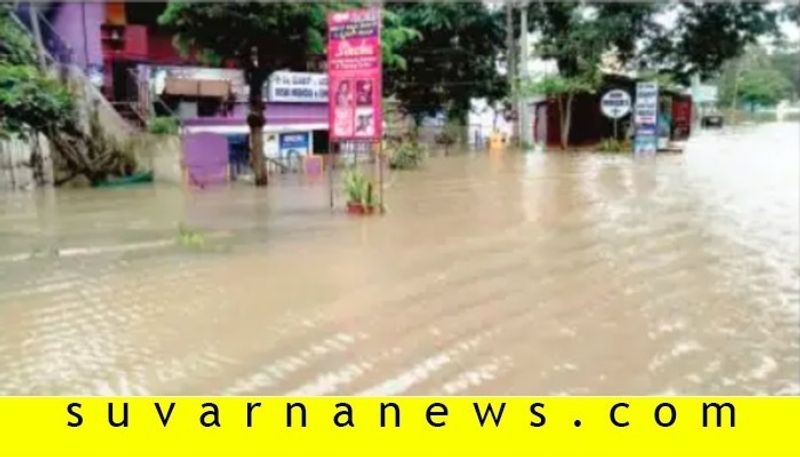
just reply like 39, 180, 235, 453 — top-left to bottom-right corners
634, 81, 659, 154
279, 132, 311, 157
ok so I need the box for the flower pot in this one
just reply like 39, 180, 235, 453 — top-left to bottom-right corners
347, 202, 366, 215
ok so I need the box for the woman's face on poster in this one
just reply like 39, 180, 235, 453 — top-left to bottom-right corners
336, 81, 350, 106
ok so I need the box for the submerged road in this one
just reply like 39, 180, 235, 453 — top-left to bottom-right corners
0, 122, 797, 395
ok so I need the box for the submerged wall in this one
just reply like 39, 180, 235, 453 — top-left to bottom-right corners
0, 134, 54, 191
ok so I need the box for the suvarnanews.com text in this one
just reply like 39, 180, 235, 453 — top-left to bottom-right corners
64, 399, 736, 430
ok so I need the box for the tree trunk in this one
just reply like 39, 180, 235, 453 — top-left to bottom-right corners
506, 1, 517, 148
247, 73, 268, 186
730, 59, 741, 124
412, 116, 423, 141
559, 93, 573, 150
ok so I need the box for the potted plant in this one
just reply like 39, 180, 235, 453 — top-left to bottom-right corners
343, 167, 376, 215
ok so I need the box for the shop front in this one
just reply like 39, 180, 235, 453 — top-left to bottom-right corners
178, 71, 330, 180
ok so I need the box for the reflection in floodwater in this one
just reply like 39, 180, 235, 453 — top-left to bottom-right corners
0, 123, 798, 395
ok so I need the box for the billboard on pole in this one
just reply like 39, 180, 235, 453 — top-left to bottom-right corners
327, 8, 383, 141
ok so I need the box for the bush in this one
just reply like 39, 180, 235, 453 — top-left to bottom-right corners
434, 131, 456, 147
342, 167, 376, 207
782, 111, 800, 122
598, 138, 631, 153
388, 141, 425, 170
147, 116, 179, 135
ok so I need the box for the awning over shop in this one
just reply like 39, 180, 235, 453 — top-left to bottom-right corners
163, 78, 231, 98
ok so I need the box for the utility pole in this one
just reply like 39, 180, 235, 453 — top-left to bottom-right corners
518, 1, 530, 148
506, 1, 517, 146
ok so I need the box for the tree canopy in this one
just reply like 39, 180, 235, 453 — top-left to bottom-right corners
770, 46, 800, 100
384, 2, 507, 128
717, 44, 793, 110
526, 1, 782, 84
645, 1, 781, 82
158, 1, 417, 185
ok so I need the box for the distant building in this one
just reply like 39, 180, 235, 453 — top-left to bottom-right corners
532, 74, 693, 149
37, 2, 331, 180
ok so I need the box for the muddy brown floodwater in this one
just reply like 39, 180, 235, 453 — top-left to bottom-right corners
0, 122, 798, 395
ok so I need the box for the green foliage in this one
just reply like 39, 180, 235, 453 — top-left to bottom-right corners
717, 44, 794, 109
160, 3, 415, 89
160, 2, 326, 84
388, 141, 425, 170
527, 2, 780, 85
434, 130, 457, 147
342, 167, 375, 207
643, 2, 780, 83
177, 223, 206, 248
598, 138, 632, 153
0, 5, 38, 66
529, 2, 657, 78
0, 7, 75, 139
147, 116, 179, 135
0, 65, 74, 139
384, 2, 506, 126
523, 74, 599, 98
770, 47, 800, 100
739, 68, 791, 109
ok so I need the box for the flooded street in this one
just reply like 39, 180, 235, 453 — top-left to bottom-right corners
0, 122, 798, 396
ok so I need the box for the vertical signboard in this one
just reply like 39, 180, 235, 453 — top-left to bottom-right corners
634, 81, 659, 154
327, 8, 382, 141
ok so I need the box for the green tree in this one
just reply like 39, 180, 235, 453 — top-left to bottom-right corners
0, 65, 74, 139
384, 1, 506, 140
522, 2, 619, 149
643, 1, 781, 82
2, 6, 135, 186
0, 5, 74, 139
521, 1, 783, 148
159, 2, 416, 186
717, 44, 793, 110
770, 47, 800, 100
738, 66, 792, 110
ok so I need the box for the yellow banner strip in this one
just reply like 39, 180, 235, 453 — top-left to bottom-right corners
0, 397, 797, 456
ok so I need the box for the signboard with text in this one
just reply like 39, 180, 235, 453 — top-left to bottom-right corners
327, 8, 383, 141
279, 132, 311, 157
267, 72, 328, 103
600, 89, 631, 119
634, 81, 659, 154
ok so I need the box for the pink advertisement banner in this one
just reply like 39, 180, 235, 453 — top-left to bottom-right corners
327, 8, 382, 141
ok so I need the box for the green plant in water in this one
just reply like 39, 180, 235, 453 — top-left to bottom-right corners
363, 181, 376, 208
598, 138, 632, 153
342, 167, 366, 204
388, 141, 425, 170
342, 167, 377, 207
148, 116, 179, 135
177, 222, 205, 248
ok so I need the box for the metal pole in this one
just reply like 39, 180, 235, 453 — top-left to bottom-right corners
518, 2, 530, 148
506, 1, 517, 147
378, 141, 384, 213
328, 142, 335, 210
